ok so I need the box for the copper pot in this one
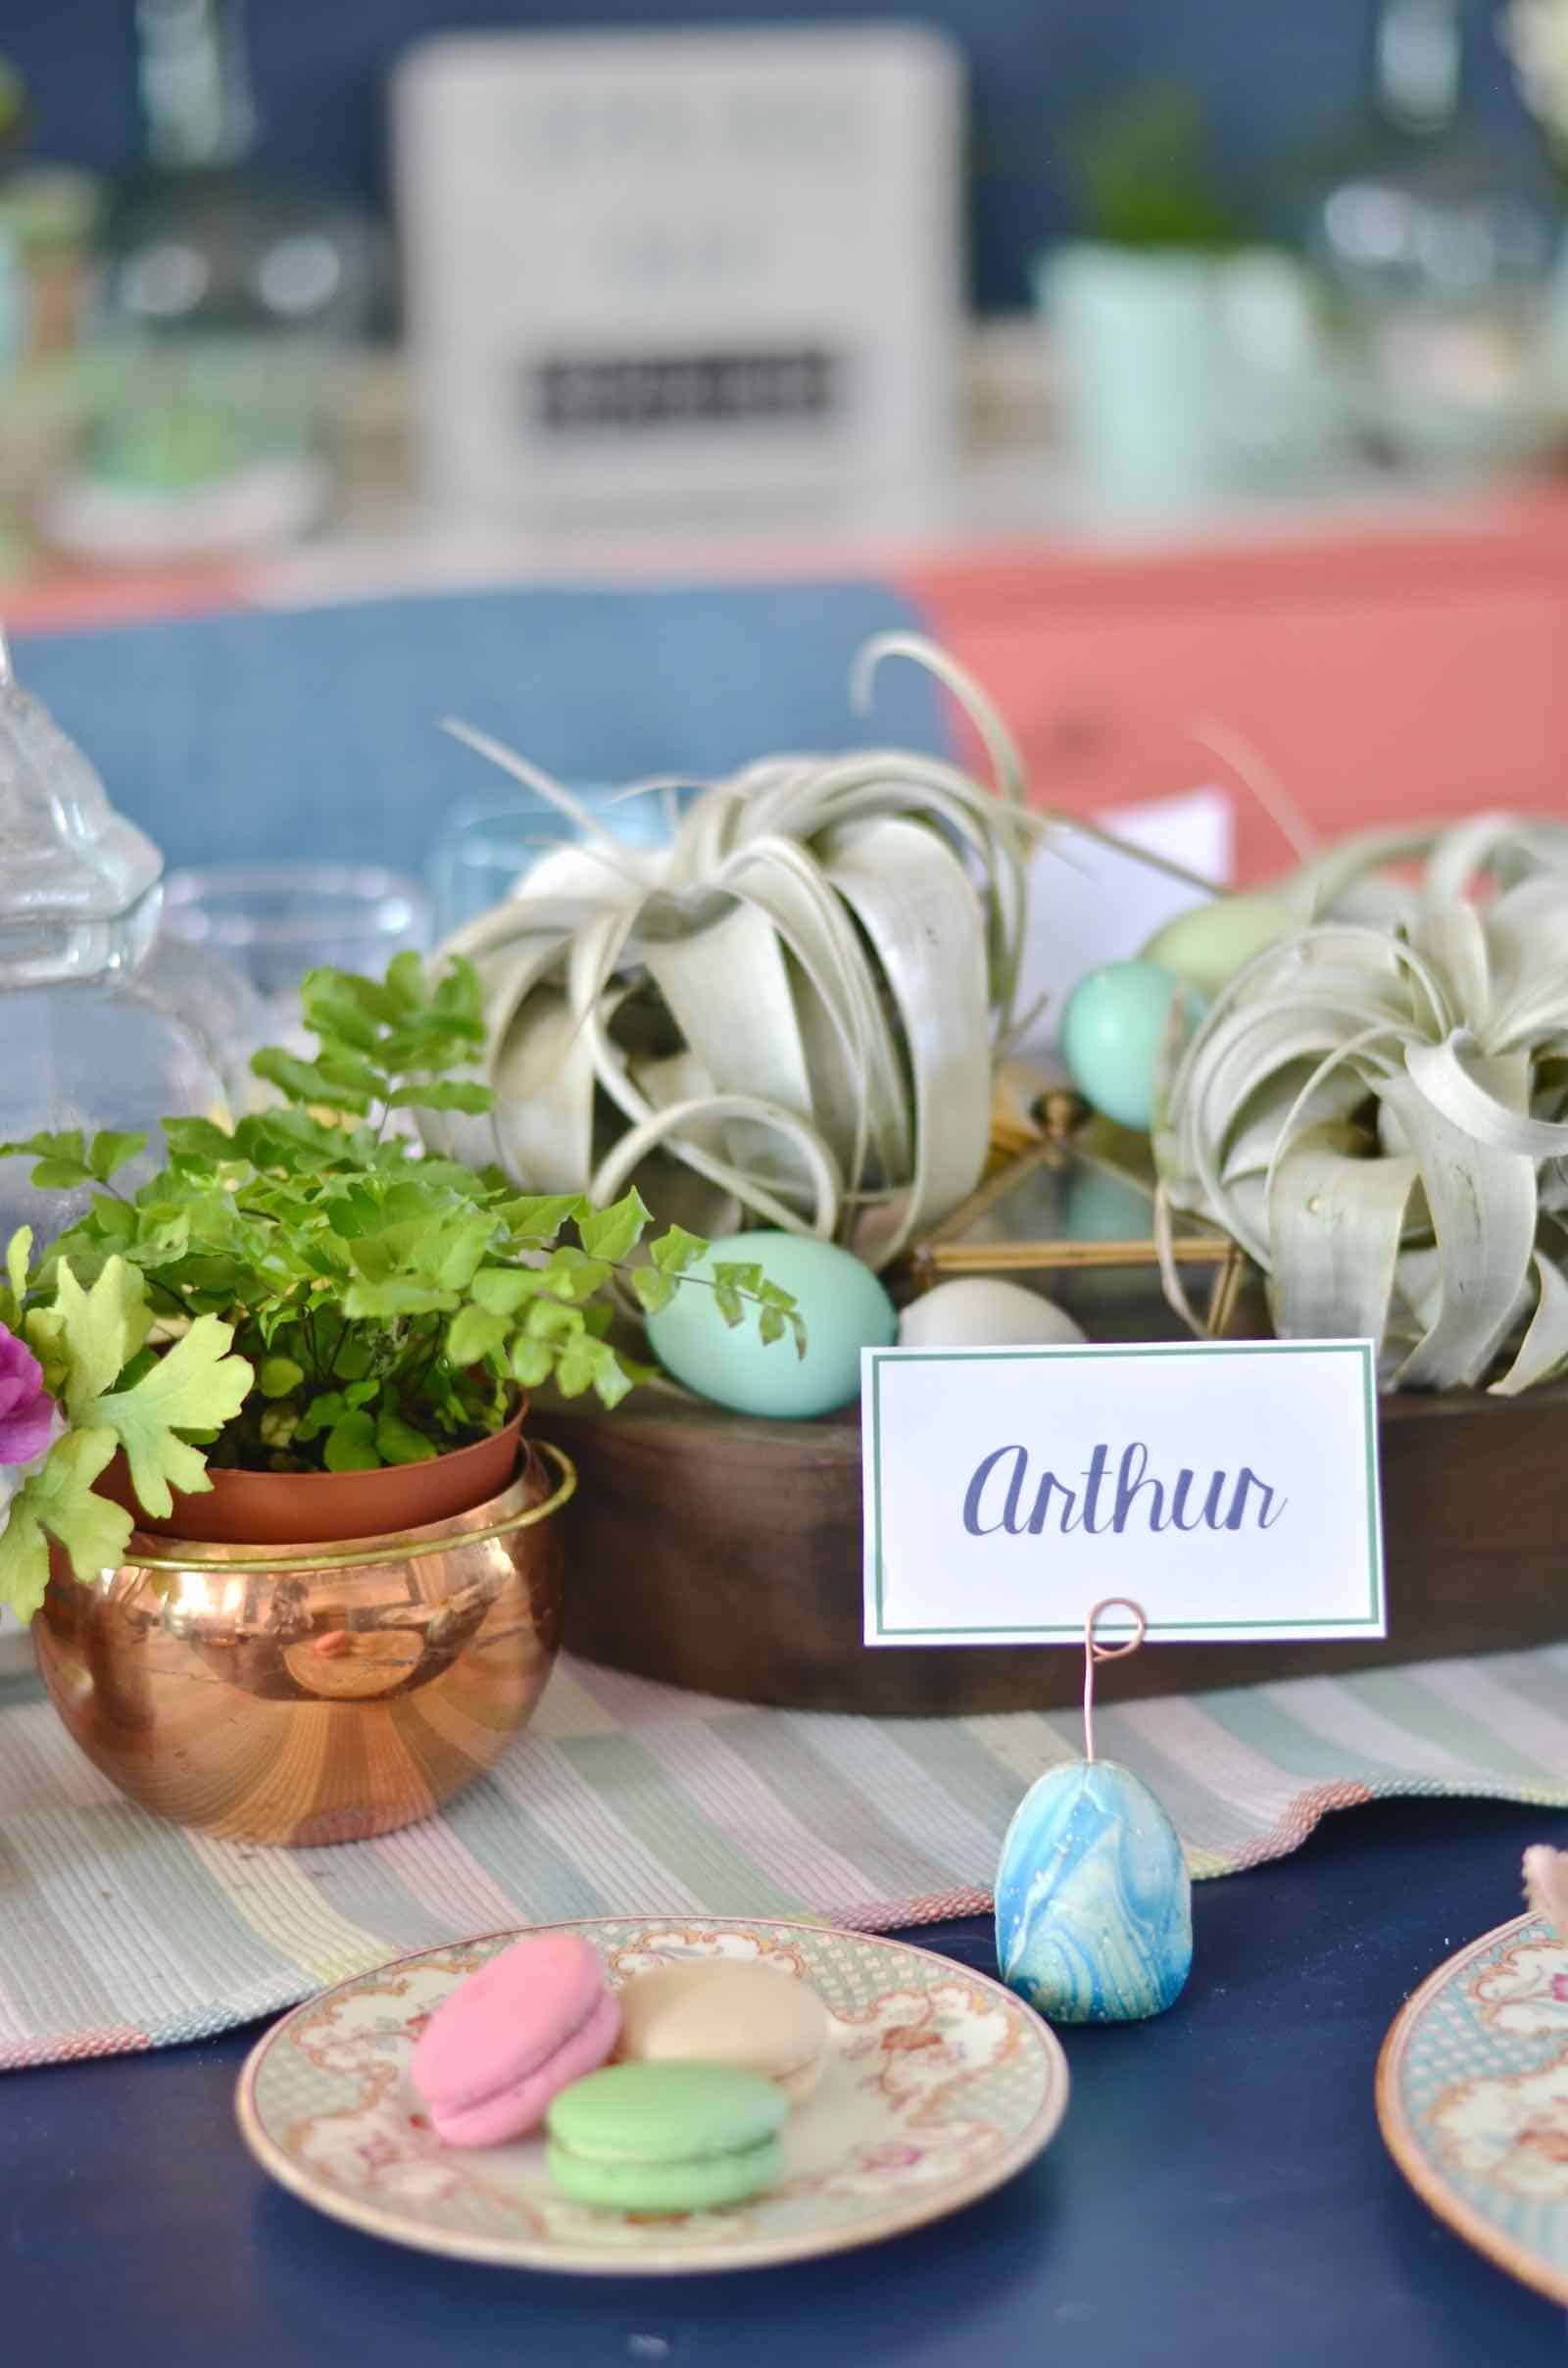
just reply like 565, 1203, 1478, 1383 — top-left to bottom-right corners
32, 1441, 573, 1848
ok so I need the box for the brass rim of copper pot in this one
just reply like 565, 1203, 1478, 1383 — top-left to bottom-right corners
116, 1440, 577, 1575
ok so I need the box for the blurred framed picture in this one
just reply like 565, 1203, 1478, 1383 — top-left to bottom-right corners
394, 25, 962, 517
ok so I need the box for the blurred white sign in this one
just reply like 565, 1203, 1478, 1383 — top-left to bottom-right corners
394, 26, 962, 517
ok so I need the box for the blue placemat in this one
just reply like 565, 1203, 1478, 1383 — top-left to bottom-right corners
12, 580, 949, 877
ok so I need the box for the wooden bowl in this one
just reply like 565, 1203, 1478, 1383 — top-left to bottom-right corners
542, 1386, 1568, 1715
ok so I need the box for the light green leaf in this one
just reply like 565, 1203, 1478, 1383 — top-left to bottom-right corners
630, 1265, 675, 1315
589, 1350, 638, 1408
341, 1280, 460, 1319
711, 1259, 764, 1297
431, 1212, 497, 1293
87, 1130, 148, 1183
27, 1158, 95, 1191
555, 1331, 607, 1398
45, 1256, 156, 1420
576, 1189, 651, 1264
259, 1356, 305, 1399
375, 1408, 438, 1465
472, 1266, 546, 1315
447, 1306, 511, 1366
5, 1225, 31, 1308
649, 1225, 710, 1277
498, 1194, 587, 1242
294, 1391, 345, 1444
509, 1337, 558, 1387
0, 1430, 128, 1614
251, 1048, 371, 1115
89, 1198, 135, 1244
386, 1080, 494, 1114
3, 1130, 94, 1191
540, 1253, 613, 1304
385, 950, 427, 1011
299, 976, 383, 1051
0, 1129, 85, 1167
522, 1299, 585, 1343
85, 1316, 253, 1518
323, 1409, 381, 1472
161, 1117, 239, 1165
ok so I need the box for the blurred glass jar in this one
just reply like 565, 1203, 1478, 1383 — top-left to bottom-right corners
42, 0, 377, 562
429, 783, 694, 941
162, 862, 431, 1022
0, 631, 264, 1245
1305, 0, 1564, 469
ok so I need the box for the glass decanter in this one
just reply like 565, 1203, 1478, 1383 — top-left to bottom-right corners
0, 629, 261, 1244
45, 0, 375, 559
1305, 0, 1563, 467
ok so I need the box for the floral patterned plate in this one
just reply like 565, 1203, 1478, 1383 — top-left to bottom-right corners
236, 1916, 1069, 2275
1377, 1910, 1568, 2302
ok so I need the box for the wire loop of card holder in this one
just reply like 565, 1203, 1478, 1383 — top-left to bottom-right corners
1082, 1597, 1147, 1763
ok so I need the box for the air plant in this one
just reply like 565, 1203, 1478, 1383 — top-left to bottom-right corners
426, 638, 1059, 1270
1156, 816, 1568, 1395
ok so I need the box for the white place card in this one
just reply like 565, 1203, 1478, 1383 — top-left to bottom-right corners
1013, 786, 1235, 1069
861, 1339, 1385, 1648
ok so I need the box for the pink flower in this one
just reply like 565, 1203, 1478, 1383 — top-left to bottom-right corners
0, 1324, 57, 1466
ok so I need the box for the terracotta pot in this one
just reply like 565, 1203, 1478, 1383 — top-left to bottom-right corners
105, 1405, 528, 1548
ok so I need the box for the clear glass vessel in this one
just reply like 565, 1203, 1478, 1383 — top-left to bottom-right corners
47, 0, 375, 558
0, 631, 257, 1243
1305, 0, 1564, 467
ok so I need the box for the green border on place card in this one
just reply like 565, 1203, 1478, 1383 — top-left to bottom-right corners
864, 1338, 1385, 1644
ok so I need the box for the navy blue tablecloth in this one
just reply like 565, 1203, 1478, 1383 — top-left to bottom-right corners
5, 1795, 1563, 2368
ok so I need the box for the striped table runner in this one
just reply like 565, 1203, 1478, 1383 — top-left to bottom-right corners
3, 1642, 1567, 2070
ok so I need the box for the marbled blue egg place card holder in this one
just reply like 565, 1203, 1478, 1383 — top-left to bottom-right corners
860, 1339, 1385, 1647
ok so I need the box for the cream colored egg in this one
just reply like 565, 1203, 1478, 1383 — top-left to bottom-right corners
1142, 894, 1298, 1001
899, 1278, 1085, 1350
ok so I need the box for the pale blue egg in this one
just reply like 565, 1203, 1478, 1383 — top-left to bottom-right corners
644, 1229, 896, 1419
995, 1757, 1192, 2023
1060, 960, 1204, 1132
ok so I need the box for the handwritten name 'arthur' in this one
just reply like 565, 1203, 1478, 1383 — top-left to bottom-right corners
962, 1442, 1287, 1538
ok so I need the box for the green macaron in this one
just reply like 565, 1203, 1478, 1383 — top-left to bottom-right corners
545, 2059, 787, 2212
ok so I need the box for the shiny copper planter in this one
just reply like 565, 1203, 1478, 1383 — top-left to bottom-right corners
32, 1442, 574, 1847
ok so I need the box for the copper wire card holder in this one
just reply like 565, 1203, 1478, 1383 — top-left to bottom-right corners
1081, 1595, 1148, 1763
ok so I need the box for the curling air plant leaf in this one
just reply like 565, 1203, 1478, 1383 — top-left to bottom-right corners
431, 638, 1054, 1269
1157, 816, 1568, 1394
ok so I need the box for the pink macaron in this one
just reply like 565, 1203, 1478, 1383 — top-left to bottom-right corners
412, 1932, 620, 2147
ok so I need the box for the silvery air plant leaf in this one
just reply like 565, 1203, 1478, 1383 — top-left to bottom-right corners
431, 638, 1064, 1268
1156, 815, 1568, 1393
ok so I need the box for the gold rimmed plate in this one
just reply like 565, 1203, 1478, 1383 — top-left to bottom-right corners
1377, 1909, 1568, 2304
236, 1916, 1069, 2275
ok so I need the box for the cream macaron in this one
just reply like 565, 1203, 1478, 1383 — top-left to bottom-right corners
614, 1960, 830, 2104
